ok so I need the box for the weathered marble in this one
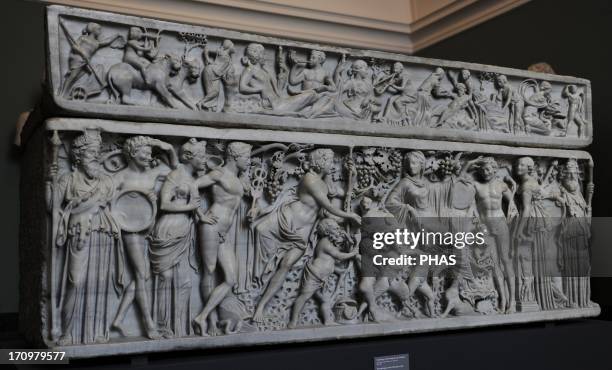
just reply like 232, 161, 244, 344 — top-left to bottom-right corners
18, 3, 600, 359
45, 5, 592, 148
19, 117, 598, 358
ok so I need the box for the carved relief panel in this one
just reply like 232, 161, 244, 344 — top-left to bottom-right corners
45, 6, 592, 149
19, 118, 598, 358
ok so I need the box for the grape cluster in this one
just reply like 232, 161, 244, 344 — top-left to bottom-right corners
291, 165, 306, 178
388, 150, 403, 175
438, 157, 456, 177
356, 164, 375, 189
266, 175, 283, 201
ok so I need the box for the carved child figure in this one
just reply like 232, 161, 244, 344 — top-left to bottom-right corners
123, 27, 159, 81
288, 218, 358, 328
252, 148, 361, 322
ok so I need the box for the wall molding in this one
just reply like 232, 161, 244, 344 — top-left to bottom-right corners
37, 0, 529, 53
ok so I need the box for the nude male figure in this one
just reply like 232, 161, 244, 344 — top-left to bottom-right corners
462, 156, 517, 313
289, 49, 337, 93
192, 142, 253, 336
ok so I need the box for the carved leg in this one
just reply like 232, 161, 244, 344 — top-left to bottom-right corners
253, 248, 303, 322
193, 243, 237, 336
288, 289, 316, 328
58, 244, 88, 345
121, 233, 159, 339
407, 265, 435, 317
61, 68, 86, 98
319, 297, 337, 326
496, 231, 516, 313
155, 269, 174, 338
112, 280, 135, 336
358, 277, 389, 322
155, 83, 177, 109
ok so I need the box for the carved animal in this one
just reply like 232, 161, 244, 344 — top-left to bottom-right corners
217, 294, 256, 334
107, 54, 183, 108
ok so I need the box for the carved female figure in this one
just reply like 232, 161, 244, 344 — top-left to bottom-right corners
252, 148, 361, 322
197, 40, 237, 112
515, 157, 567, 311
111, 136, 178, 339
148, 139, 206, 338
385, 151, 436, 316
435, 83, 477, 130
374, 62, 416, 122
413, 68, 451, 127
50, 131, 120, 345
493, 75, 524, 133
239, 43, 318, 115
558, 159, 593, 308
521, 81, 563, 136
192, 142, 253, 335
335, 59, 378, 120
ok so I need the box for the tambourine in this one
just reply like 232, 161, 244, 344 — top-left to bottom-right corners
111, 188, 158, 233
206, 155, 224, 170
102, 149, 127, 173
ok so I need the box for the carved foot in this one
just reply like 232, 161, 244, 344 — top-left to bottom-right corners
252, 308, 266, 323
369, 307, 396, 323
56, 335, 72, 346
208, 323, 222, 336
287, 321, 298, 329
111, 323, 133, 337
94, 336, 109, 344
145, 328, 162, 340
322, 321, 340, 327
192, 318, 209, 337
440, 299, 459, 318
159, 328, 174, 339
505, 302, 516, 314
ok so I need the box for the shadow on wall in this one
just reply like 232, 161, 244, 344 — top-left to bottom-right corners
0, 0, 45, 313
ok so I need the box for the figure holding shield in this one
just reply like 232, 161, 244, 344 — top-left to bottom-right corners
111, 136, 178, 339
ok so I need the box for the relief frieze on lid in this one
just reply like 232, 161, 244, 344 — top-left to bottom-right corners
46, 6, 592, 148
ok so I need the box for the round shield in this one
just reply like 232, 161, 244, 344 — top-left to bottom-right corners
112, 189, 157, 232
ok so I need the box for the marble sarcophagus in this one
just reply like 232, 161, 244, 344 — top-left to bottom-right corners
19, 5, 598, 358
